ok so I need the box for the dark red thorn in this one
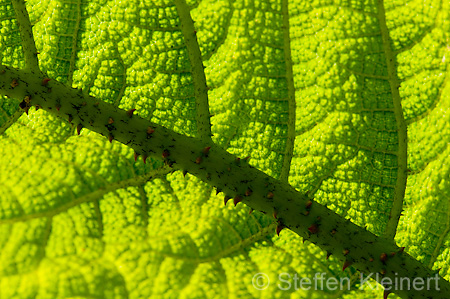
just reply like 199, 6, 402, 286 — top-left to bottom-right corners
195, 157, 202, 164
326, 252, 331, 260
108, 134, 114, 143
162, 149, 170, 159
343, 249, 350, 256
273, 209, 277, 219
369, 258, 374, 262
142, 155, 148, 164
134, 151, 139, 161
243, 156, 250, 162
76, 124, 83, 135
35, 105, 40, 111
147, 126, 155, 135
245, 188, 252, 196
399, 247, 405, 253
108, 117, 114, 124
383, 289, 391, 299
224, 196, 231, 205
380, 269, 386, 275
233, 195, 242, 206
182, 170, 188, 177
267, 192, 274, 199
55, 104, 61, 111
126, 109, 136, 117
68, 115, 73, 123
202, 146, 211, 155
10, 79, 19, 88
380, 253, 387, 262
248, 208, 253, 214
235, 157, 240, 164
276, 224, 284, 236
215, 188, 221, 195
308, 224, 319, 234
342, 260, 352, 271
41, 78, 51, 86
305, 200, 313, 209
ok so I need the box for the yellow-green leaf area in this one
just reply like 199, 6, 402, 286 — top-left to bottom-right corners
288, 0, 399, 234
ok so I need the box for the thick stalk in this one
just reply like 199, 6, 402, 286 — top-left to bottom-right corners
0, 66, 448, 298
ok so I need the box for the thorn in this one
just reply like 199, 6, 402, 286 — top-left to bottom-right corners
68, 114, 73, 123
343, 249, 350, 256
134, 151, 139, 161
267, 191, 274, 199
195, 157, 202, 164
380, 269, 386, 275
243, 156, 251, 162
342, 260, 352, 271
272, 209, 277, 219
248, 208, 253, 214
276, 224, 284, 236
142, 155, 148, 164
380, 253, 387, 263
369, 258, 374, 262
108, 117, 114, 124
326, 252, 331, 260
215, 188, 221, 195
55, 104, 61, 111
235, 157, 240, 164
10, 79, 19, 88
41, 78, 51, 86
162, 149, 170, 159
202, 146, 211, 155
76, 124, 83, 135
383, 289, 391, 299
108, 134, 114, 143
245, 188, 252, 196
233, 195, 242, 206
224, 196, 231, 205
304, 211, 310, 216
330, 229, 337, 235
147, 126, 155, 136
399, 247, 405, 253
182, 170, 188, 177
126, 108, 136, 117
308, 224, 319, 234
305, 200, 313, 209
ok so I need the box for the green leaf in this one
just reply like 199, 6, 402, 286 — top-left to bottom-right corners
1, 0, 449, 298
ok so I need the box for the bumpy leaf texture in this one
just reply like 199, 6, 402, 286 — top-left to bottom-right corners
0, 0, 449, 298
